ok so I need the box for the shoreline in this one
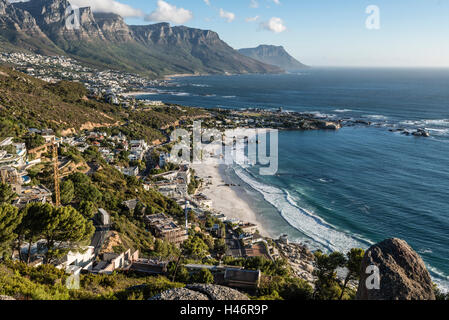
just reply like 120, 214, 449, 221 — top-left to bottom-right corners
191, 162, 271, 238
163, 73, 207, 81
121, 91, 160, 97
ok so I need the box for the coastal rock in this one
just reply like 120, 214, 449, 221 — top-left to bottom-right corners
412, 129, 430, 137
356, 238, 436, 300
150, 284, 249, 301
275, 240, 316, 285
317, 121, 342, 130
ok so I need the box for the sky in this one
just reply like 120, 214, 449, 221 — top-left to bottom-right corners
38, 0, 449, 67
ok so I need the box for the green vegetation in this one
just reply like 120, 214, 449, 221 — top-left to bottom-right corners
24, 133, 46, 150
0, 261, 183, 300
0, 183, 16, 204
312, 250, 364, 300
188, 169, 201, 195
14, 203, 94, 264
191, 268, 214, 284
0, 67, 118, 135
182, 235, 210, 260
434, 286, 449, 300
258, 276, 313, 300
0, 204, 22, 259
223, 256, 289, 277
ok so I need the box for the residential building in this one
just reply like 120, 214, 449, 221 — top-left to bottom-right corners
145, 213, 188, 246
240, 223, 258, 235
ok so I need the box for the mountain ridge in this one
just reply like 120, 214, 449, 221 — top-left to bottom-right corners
239, 45, 307, 72
0, 0, 283, 77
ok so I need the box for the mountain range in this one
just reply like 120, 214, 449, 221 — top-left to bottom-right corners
239, 45, 307, 72
0, 0, 282, 77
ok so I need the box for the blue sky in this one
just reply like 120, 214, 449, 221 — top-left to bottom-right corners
70, 0, 449, 67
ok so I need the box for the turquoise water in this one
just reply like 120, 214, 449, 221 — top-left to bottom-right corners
139, 69, 449, 289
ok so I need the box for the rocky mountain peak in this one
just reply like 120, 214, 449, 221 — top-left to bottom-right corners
14, 0, 71, 25
0, 0, 9, 15
94, 12, 131, 41
1, 0, 282, 76
13, 0, 105, 41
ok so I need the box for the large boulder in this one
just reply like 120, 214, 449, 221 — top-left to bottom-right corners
356, 238, 435, 300
150, 284, 249, 301
186, 284, 249, 300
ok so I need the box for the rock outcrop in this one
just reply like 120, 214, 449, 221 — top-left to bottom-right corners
356, 238, 436, 300
150, 287, 210, 301
186, 284, 249, 300
150, 284, 249, 301
0, 295, 15, 300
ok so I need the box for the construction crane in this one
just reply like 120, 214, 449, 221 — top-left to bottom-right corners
52, 142, 61, 207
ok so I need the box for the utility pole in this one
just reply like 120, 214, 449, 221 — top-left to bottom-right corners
52, 143, 61, 207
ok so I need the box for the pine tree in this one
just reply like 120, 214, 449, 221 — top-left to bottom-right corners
0, 204, 22, 259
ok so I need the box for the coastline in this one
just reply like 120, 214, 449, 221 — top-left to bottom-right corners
163, 73, 207, 81
121, 91, 157, 97
191, 162, 271, 238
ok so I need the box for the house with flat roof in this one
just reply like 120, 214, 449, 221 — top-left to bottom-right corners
145, 213, 188, 246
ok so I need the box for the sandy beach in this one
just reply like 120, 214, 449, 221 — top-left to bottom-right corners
192, 162, 270, 237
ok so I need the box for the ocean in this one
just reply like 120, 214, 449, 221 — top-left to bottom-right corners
137, 68, 449, 290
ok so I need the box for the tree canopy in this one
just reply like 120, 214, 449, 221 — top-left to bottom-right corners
0, 204, 22, 259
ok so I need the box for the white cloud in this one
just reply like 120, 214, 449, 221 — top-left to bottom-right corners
245, 16, 259, 22
219, 8, 235, 23
204, 0, 211, 6
249, 0, 259, 8
272, 0, 281, 5
260, 17, 286, 33
67, 0, 143, 17
145, 0, 193, 24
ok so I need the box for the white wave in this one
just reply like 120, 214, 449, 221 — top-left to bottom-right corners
172, 92, 191, 96
426, 128, 449, 135
427, 265, 449, 292
233, 167, 369, 252
222, 95, 236, 99
424, 119, 449, 126
191, 84, 211, 88
364, 114, 389, 120
400, 119, 449, 128
334, 109, 353, 113
305, 111, 337, 119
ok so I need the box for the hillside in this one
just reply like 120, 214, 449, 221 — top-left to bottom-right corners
0, 0, 282, 77
0, 66, 204, 142
0, 66, 119, 137
239, 45, 307, 72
